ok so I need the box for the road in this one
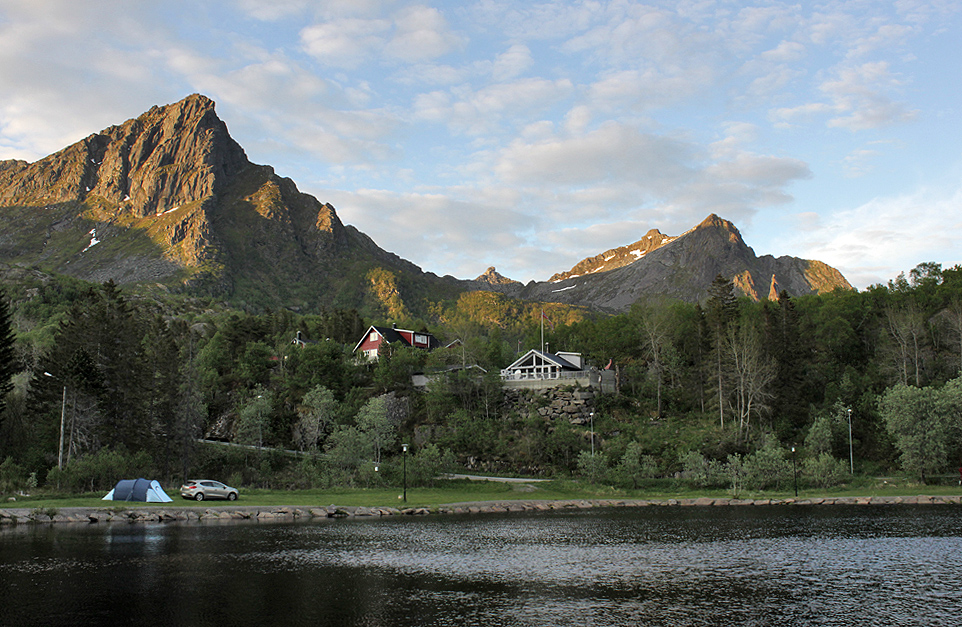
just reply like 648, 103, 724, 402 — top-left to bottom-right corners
442, 473, 550, 483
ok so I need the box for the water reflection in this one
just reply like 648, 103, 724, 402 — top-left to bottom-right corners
2, 505, 961, 626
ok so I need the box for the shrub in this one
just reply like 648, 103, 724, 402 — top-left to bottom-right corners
679, 451, 726, 489
408, 444, 456, 487
0, 457, 27, 494
576, 450, 610, 484
742, 444, 792, 491
803, 453, 849, 488
612, 442, 661, 488
46, 448, 154, 492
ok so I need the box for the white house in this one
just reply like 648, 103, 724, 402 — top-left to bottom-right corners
500, 349, 584, 381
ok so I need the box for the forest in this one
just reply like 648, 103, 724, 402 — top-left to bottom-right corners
1, 261, 962, 497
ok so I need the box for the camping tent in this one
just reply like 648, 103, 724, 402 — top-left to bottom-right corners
102, 478, 173, 502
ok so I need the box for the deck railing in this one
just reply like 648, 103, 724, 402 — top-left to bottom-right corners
500, 370, 585, 381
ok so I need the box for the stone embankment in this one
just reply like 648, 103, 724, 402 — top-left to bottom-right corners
504, 386, 597, 425
2, 495, 960, 526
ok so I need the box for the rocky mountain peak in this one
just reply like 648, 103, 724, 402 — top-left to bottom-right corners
0, 93, 249, 217
475, 266, 519, 286
697, 213, 735, 230
549, 228, 674, 282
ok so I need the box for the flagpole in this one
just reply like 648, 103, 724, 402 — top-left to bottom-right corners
540, 309, 544, 353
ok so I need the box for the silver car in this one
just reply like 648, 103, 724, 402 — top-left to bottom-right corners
180, 479, 239, 501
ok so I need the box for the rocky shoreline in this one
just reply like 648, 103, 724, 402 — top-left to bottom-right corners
2, 494, 960, 526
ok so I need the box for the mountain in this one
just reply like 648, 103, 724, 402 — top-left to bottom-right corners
0, 94, 850, 319
482, 214, 851, 312
0, 94, 463, 315
547, 229, 675, 282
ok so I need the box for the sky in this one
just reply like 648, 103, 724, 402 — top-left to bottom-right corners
1, 0, 960, 289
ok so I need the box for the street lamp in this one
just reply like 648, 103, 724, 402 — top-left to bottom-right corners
402, 443, 409, 502
847, 408, 854, 474
791, 446, 798, 498
43, 372, 67, 470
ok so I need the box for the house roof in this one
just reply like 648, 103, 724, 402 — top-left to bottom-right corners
353, 325, 442, 353
503, 349, 583, 372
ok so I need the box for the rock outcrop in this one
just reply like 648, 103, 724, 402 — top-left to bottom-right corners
548, 228, 675, 282
0, 94, 247, 216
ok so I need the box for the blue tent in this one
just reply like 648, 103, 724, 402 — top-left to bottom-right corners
102, 478, 172, 502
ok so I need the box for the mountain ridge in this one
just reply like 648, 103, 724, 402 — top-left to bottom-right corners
0, 94, 851, 317
480, 214, 851, 310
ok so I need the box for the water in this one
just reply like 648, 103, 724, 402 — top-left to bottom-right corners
2, 505, 962, 626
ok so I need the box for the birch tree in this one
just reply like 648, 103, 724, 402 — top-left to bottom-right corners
637, 300, 673, 418
293, 385, 337, 453
879, 379, 962, 483
884, 302, 928, 387
726, 321, 775, 440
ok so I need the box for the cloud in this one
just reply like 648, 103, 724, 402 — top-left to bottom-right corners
494, 122, 696, 191
769, 61, 918, 131
587, 67, 715, 112
299, 18, 392, 69
300, 4, 463, 68
237, 0, 309, 21
491, 121, 809, 217
840, 148, 882, 178
760, 41, 807, 62
323, 186, 534, 279
0, 1, 176, 159
821, 62, 918, 130
412, 78, 574, 135
385, 5, 465, 62
784, 186, 962, 288
491, 44, 533, 82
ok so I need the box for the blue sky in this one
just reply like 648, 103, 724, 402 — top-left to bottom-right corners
1, 0, 960, 289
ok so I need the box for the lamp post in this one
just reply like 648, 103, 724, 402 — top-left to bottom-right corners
402, 443, 409, 502
847, 407, 854, 474
791, 446, 798, 498
44, 372, 67, 470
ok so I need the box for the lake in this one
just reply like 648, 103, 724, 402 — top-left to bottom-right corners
2, 504, 961, 626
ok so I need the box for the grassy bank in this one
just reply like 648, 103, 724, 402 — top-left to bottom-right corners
5, 475, 962, 511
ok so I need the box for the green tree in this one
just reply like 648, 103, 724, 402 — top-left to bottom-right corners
293, 385, 337, 452
613, 441, 658, 488
726, 319, 776, 440
883, 302, 929, 387
878, 379, 962, 482
705, 275, 737, 428
766, 291, 809, 434
324, 425, 374, 483
175, 327, 206, 482
0, 288, 16, 418
236, 387, 273, 448
576, 450, 609, 484
636, 300, 673, 418
356, 394, 402, 464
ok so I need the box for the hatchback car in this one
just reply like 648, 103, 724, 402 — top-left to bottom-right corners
180, 479, 239, 501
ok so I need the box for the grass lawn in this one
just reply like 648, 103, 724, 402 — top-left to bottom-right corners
5, 475, 961, 511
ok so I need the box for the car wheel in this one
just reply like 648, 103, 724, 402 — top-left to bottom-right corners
195, 492, 205, 501
228, 492, 237, 501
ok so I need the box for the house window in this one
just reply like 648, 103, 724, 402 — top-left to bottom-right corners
414, 334, 427, 345
370, 331, 378, 341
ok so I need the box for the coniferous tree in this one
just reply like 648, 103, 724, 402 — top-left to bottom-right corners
705, 275, 737, 427
767, 291, 808, 435
0, 289, 16, 418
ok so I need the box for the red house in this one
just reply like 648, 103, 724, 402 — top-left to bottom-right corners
353, 324, 442, 361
